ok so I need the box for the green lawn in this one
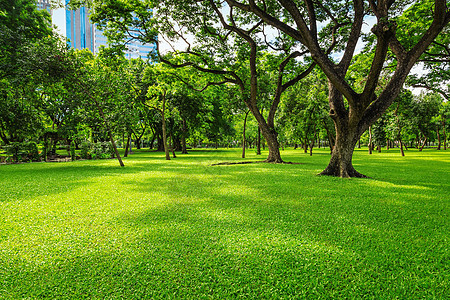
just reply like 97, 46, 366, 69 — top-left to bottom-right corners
0, 147, 448, 299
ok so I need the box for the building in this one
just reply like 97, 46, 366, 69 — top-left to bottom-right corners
36, 0, 52, 15
36, 1, 155, 58
64, 2, 94, 52
62, 1, 155, 58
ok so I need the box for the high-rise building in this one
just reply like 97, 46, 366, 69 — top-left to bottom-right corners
36, 0, 52, 16
60, 1, 155, 58
64, 1, 94, 52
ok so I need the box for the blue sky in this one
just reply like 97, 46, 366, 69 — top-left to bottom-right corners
52, 7, 65, 36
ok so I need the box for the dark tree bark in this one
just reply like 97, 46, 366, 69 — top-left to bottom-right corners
419, 136, 428, 151
242, 110, 250, 159
399, 139, 405, 156
160, 93, 170, 161
124, 134, 131, 157
256, 125, 261, 155
149, 133, 155, 150
443, 117, 447, 150
227, 0, 450, 177
181, 118, 188, 154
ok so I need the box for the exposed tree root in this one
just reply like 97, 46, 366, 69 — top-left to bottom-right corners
318, 167, 370, 178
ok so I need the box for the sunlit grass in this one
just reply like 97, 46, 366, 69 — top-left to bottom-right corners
0, 147, 448, 298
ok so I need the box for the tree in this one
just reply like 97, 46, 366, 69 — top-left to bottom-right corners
74, 0, 330, 163
385, 89, 414, 156
0, 0, 53, 145
278, 68, 331, 155
0, 0, 52, 81
62, 50, 128, 166
222, 0, 449, 177
143, 64, 181, 160
409, 92, 441, 151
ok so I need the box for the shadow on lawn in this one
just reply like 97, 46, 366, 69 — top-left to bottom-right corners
0, 161, 156, 202
112, 179, 447, 298
1, 151, 448, 298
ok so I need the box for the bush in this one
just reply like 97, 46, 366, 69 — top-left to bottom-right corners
80, 141, 113, 160
5, 142, 22, 162
93, 142, 114, 159
24, 141, 40, 162
80, 141, 92, 159
4, 141, 40, 162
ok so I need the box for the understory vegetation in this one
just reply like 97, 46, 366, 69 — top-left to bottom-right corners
0, 148, 448, 298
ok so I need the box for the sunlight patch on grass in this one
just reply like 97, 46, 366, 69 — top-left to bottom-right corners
0, 148, 448, 298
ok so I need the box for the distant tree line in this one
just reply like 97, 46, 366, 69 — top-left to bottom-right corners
1, 0, 449, 177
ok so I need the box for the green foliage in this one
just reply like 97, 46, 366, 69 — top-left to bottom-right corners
4, 142, 22, 162
4, 141, 40, 162
0, 149, 448, 298
92, 141, 114, 159
80, 141, 114, 160
24, 141, 40, 162
80, 141, 92, 159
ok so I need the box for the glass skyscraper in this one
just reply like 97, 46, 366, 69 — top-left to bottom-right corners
63, 1, 155, 59
65, 1, 94, 52
37, 1, 156, 59
36, 0, 52, 15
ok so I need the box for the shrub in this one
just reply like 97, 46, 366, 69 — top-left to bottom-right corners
93, 142, 114, 159
79, 141, 113, 160
24, 141, 40, 162
5, 142, 22, 162
80, 141, 92, 159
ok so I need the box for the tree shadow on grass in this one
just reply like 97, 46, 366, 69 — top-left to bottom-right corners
1, 151, 448, 298
0, 161, 157, 203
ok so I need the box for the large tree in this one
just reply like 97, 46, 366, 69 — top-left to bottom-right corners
222, 0, 449, 177
0, 0, 53, 144
72, 0, 341, 162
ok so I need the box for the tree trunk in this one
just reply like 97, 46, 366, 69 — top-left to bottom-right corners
161, 95, 170, 161
256, 125, 261, 155
443, 117, 447, 150
319, 126, 366, 177
319, 86, 367, 178
181, 118, 188, 154
437, 125, 441, 150
419, 136, 427, 152
377, 145, 381, 153
386, 139, 390, 150
368, 126, 373, 155
263, 130, 282, 162
149, 134, 156, 150
303, 134, 308, 153
124, 134, 131, 157
399, 139, 405, 156
94, 99, 124, 167
242, 110, 250, 159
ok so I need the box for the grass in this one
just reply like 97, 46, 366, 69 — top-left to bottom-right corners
0, 147, 448, 299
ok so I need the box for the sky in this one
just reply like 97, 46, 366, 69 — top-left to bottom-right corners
51, 5, 425, 94
52, 7, 65, 37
